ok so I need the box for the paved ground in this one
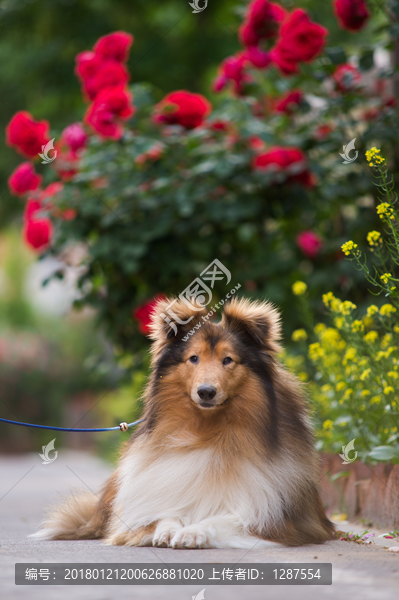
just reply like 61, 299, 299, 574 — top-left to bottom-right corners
0, 450, 398, 600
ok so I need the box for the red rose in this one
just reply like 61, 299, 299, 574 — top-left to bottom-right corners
296, 231, 323, 259
248, 136, 266, 152
239, 0, 286, 46
8, 162, 42, 196
6, 111, 50, 158
334, 0, 369, 32
363, 107, 379, 121
61, 123, 87, 152
253, 146, 314, 187
153, 91, 211, 130
85, 104, 124, 140
39, 182, 64, 202
333, 64, 362, 92
23, 218, 53, 251
93, 31, 134, 63
213, 54, 252, 95
85, 86, 134, 140
242, 47, 271, 69
207, 119, 231, 132
23, 198, 42, 221
135, 142, 164, 165
271, 9, 328, 75
274, 89, 303, 114
92, 86, 134, 118
133, 294, 166, 334
82, 60, 129, 101
75, 51, 103, 81
313, 124, 333, 141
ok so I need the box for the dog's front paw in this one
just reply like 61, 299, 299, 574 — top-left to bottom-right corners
171, 525, 210, 549
153, 519, 183, 548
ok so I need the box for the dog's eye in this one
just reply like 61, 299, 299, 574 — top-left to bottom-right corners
189, 355, 199, 364
222, 357, 233, 365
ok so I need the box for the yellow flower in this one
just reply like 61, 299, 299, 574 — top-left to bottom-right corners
376, 202, 395, 221
371, 395, 381, 404
309, 342, 324, 360
364, 330, 378, 343
376, 350, 385, 361
394, 325, 399, 334
340, 301, 356, 315
361, 390, 370, 397
320, 328, 341, 344
341, 240, 358, 256
351, 320, 364, 332
292, 329, 307, 342
336, 381, 346, 392
384, 386, 394, 395
380, 273, 392, 285
367, 305, 379, 317
380, 304, 396, 317
360, 368, 371, 381
367, 230, 382, 246
292, 281, 307, 296
321, 384, 332, 393
388, 371, 398, 379
343, 347, 357, 364
381, 333, 392, 349
322, 292, 335, 307
331, 298, 343, 312
334, 316, 345, 329
365, 147, 385, 165
343, 388, 353, 399
314, 323, 326, 334
323, 419, 334, 430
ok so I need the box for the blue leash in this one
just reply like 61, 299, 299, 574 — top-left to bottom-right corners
0, 417, 145, 432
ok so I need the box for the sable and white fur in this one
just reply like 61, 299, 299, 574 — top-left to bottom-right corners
31, 297, 334, 548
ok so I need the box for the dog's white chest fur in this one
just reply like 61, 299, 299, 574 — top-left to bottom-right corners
111, 441, 291, 536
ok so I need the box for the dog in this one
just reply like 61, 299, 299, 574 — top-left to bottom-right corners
31, 296, 334, 548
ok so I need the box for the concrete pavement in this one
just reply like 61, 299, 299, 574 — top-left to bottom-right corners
1, 450, 398, 600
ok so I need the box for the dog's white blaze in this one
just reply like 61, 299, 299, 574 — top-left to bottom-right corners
109, 441, 302, 539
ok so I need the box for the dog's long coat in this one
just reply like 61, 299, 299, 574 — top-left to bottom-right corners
31, 297, 334, 548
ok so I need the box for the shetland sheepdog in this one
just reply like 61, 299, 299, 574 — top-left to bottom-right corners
31, 297, 334, 548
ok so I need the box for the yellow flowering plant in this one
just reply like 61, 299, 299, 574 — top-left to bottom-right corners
291, 152, 399, 462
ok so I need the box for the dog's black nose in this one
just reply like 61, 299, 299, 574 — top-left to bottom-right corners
197, 385, 217, 402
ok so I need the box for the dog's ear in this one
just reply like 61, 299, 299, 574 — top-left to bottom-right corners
221, 297, 282, 353
148, 296, 208, 347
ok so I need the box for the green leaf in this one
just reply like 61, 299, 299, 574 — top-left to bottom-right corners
325, 47, 347, 65
330, 471, 350, 482
359, 49, 374, 72
368, 446, 399, 461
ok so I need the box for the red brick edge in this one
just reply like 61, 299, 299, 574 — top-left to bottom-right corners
319, 453, 399, 528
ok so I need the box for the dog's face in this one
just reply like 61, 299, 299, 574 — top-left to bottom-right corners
148, 296, 282, 413
181, 332, 245, 409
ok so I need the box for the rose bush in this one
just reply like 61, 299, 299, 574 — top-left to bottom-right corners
4, 3, 399, 358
